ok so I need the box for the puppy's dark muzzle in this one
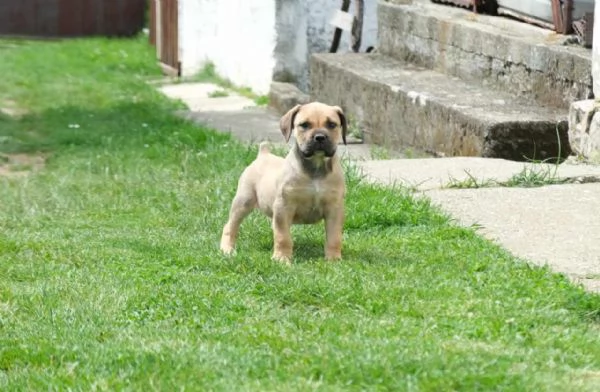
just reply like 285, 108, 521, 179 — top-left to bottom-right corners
301, 131, 336, 158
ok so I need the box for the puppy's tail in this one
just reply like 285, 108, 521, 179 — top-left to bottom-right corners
258, 142, 271, 156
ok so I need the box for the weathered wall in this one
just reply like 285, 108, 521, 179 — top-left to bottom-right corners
593, 0, 600, 98
179, 0, 378, 94
568, 0, 600, 161
273, 0, 379, 91
378, 1, 592, 110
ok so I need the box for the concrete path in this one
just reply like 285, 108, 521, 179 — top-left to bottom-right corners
158, 82, 600, 292
427, 184, 600, 292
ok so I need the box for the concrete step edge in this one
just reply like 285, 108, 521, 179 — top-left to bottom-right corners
310, 52, 569, 161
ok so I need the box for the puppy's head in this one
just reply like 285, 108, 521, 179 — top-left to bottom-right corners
280, 102, 347, 158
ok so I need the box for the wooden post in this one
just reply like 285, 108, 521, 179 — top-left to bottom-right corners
351, 0, 364, 52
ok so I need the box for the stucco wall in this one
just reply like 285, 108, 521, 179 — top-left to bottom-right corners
178, 0, 378, 94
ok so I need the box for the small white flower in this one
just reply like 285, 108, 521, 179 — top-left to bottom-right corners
142, 123, 148, 127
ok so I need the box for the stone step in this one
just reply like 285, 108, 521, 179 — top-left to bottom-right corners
377, 0, 592, 109
310, 52, 569, 161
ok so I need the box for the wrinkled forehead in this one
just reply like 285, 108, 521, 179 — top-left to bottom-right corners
295, 104, 340, 127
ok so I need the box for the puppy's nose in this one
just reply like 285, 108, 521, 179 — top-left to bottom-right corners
314, 133, 328, 142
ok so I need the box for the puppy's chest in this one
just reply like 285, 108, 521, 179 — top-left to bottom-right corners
285, 180, 339, 224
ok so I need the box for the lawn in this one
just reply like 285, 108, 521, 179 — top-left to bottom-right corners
1, 36, 600, 391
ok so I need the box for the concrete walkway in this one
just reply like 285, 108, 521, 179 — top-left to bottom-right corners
159, 82, 600, 292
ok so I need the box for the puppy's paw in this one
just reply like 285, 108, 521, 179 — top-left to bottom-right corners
220, 243, 236, 256
325, 252, 342, 261
272, 253, 292, 265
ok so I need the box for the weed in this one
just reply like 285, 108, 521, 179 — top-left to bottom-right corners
347, 115, 364, 140
446, 170, 497, 189
254, 95, 270, 106
208, 89, 230, 98
370, 145, 392, 160
503, 165, 567, 187
447, 165, 571, 189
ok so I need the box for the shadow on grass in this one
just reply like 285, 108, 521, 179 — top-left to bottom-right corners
249, 226, 405, 265
0, 101, 231, 155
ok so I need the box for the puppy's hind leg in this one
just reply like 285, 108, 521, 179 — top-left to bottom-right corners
220, 190, 256, 255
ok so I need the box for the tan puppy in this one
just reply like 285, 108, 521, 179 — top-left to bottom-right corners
220, 102, 347, 263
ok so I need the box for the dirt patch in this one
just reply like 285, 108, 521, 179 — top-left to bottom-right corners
0, 153, 46, 178
0, 99, 29, 118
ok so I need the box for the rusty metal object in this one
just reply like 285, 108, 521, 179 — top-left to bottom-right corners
573, 12, 594, 48
550, 0, 574, 34
497, 0, 576, 34
563, 0, 573, 34
551, 0, 565, 32
497, 7, 556, 30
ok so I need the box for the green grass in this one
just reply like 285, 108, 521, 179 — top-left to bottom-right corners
503, 165, 567, 187
208, 89, 230, 98
1, 36, 600, 391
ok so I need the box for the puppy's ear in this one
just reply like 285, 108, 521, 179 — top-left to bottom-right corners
280, 104, 301, 143
334, 106, 347, 145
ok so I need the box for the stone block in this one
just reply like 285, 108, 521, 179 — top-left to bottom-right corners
268, 82, 310, 115
569, 100, 600, 162
311, 52, 570, 161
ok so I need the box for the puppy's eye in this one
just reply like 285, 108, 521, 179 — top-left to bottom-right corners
298, 121, 311, 129
326, 121, 337, 129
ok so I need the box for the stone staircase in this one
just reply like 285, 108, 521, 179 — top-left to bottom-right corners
310, 0, 593, 161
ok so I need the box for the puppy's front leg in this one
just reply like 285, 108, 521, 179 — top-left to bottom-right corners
220, 192, 255, 255
324, 203, 344, 261
272, 200, 294, 264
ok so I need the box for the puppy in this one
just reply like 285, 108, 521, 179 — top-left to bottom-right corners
220, 102, 347, 263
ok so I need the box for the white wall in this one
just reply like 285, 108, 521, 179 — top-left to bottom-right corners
178, 0, 378, 95
179, 0, 277, 94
